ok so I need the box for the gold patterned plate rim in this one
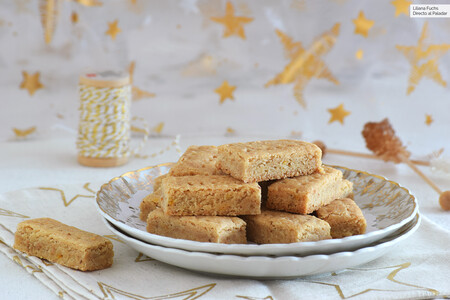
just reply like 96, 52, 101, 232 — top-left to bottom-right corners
102, 213, 421, 278
96, 163, 419, 256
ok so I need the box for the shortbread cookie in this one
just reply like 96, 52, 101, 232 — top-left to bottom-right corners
216, 139, 323, 183
242, 210, 331, 244
139, 191, 161, 221
147, 208, 246, 244
316, 198, 367, 238
169, 145, 223, 176
139, 174, 168, 221
266, 166, 353, 214
14, 218, 113, 271
160, 175, 261, 216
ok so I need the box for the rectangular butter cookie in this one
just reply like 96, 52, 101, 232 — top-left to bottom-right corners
242, 210, 331, 244
160, 175, 261, 216
266, 166, 353, 214
216, 139, 323, 183
147, 208, 246, 244
316, 198, 367, 238
14, 218, 113, 271
169, 145, 223, 176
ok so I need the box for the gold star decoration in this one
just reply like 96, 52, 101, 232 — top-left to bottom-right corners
128, 61, 135, 83
210, 1, 253, 39
135, 252, 154, 262
355, 49, 364, 60
38, 187, 94, 207
396, 22, 450, 95
215, 80, 236, 104
97, 282, 216, 300
304, 263, 439, 298
71, 11, 78, 24
12, 126, 36, 139
0, 208, 29, 218
152, 122, 164, 134
74, 0, 103, 6
327, 103, 351, 124
265, 23, 340, 108
103, 235, 125, 244
105, 19, 121, 40
425, 114, 433, 126
225, 127, 236, 136
226, 127, 235, 134
391, 0, 412, 17
132, 87, 156, 101
39, 0, 59, 44
20, 71, 44, 96
353, 11, 374, 38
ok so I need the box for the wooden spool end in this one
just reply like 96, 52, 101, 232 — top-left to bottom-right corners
77, 155, 128, 168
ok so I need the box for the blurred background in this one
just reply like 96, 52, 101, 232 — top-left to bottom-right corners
0, 0, 449, 157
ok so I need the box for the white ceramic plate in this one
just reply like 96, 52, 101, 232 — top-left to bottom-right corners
96, 163, 418, 256
103, 213, 420, 278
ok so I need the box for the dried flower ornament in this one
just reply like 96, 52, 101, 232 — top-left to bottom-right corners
362, 118, 449, 211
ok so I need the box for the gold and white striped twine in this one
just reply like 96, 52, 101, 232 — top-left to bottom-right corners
77, 83, 134, 159
77, 82, 181, 163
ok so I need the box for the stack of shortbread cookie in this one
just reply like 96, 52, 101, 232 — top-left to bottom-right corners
140, 140, 366, 244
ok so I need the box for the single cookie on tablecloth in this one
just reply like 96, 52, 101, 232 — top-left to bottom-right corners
14, 218, 113, 271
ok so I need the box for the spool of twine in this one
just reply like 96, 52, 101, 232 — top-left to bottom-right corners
77, 71, 132, 167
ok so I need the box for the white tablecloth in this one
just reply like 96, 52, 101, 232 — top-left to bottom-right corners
1, 136, 449, 299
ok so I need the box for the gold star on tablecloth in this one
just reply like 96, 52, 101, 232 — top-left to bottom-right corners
215, 80, 236, 104
327, 103, 350, 124
97, 282, 215, 300
304, 263, 439, 298
12, 126, 36, 139
152, 122, 164, 134
132, 86, 155, 101
105, 20, 121, 40
71, 11, 78, 24
20, 71, 44, 96
396, 22, 450, 94
210, 1, 253, 39
38, 186, 94, 207
75, 0, 102, 6
353, 11, 374, 38
425, 114, 433, 126
39, 0, 59, 44
128, 61, 135, 83
226, 127, 235, 134
265, 24, 340, 108
391, 0, 412, 17
356, 49, 364, 60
